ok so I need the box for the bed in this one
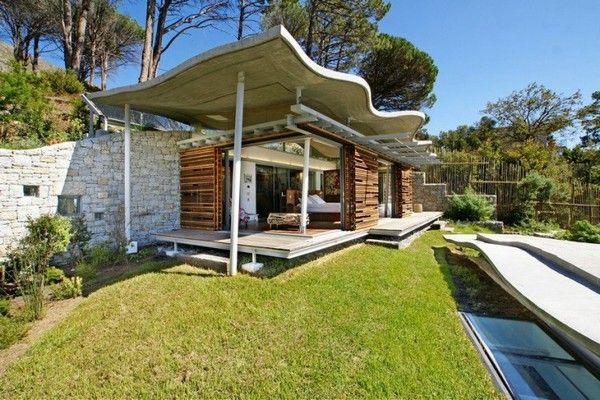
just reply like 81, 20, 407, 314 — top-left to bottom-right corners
303, 194, 340, 222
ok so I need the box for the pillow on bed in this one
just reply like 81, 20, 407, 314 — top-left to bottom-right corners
299, 197, 316, 206
310, 194, 326, 205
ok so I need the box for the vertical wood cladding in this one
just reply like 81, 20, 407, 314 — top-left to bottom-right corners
179, 146, 223, 230
342, 144, 356, 230
342, 145, 379, 230
393, 164, 413, 218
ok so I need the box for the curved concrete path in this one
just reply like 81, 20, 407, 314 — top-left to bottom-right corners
476, 233, 600, 289
445, 234, 600, 366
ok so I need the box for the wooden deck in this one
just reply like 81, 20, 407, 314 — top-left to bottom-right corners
369, 212, 443, 237
153, 212, 443, 259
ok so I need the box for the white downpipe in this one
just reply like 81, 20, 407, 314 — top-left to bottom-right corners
301, 137, 311, 233
229, 72, 245, 276
124, 103, 131, 242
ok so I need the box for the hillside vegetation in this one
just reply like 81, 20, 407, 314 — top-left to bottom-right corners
0, 62, 88, 149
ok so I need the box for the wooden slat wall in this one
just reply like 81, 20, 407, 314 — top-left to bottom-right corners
393, 164, 413, 218
354, 147, 379, 229
342, 145, 379, 230
180, 146, 223, 230
342, 144, 356, 230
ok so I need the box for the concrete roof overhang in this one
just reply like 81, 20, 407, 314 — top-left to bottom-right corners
87, 25, 425, 137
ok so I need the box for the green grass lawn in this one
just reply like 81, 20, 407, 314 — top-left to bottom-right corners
0, 231, 500, 399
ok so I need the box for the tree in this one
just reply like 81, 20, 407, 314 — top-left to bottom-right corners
359, 33, 437, 111
578, 91, 600, 148
138, 0, 230, 82
263, 0, 390, 72
82, 1, 143, 88
97, 13, 144, 89
482, 83, 581, 145
53, 0, 94, 75
235, 0, 267, 40
0, 0, 52, 72
261, 0, 307, 39
435, 117, 501, 157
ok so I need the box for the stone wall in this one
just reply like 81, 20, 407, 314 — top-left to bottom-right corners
412, 171, 448, 211
413, 171, 498, 217
0, 131, 191, 257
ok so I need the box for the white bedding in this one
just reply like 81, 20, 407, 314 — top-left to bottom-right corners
307, 202, 341, 213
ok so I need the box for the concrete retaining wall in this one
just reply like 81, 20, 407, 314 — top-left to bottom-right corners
0, 131, 191, 257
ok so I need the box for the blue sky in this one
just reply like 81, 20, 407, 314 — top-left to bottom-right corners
74, 0, 600, 136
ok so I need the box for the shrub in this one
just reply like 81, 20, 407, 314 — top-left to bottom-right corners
445, 187, 494, 221
41, 70, 85, 95
0, 62, 51, 144
508, 173, 557, 224
9, 215, 72, 320
67, 215, 91, 267
0, 298, 10, 317
88, 241, 126, 269
45, 267, 65, 284
565, 220, 600, 244
75, 261, 97, 282
51, 277, 83, 300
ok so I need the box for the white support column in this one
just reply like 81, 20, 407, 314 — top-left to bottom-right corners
315, 171, 322, 191
300, 137, 311, 233
124, 103, 131, 243
228, 72, 245, 276
88, 110, 94, 137
296, 86, 303, 104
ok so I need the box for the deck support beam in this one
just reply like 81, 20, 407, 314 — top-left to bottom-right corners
124, 103, 131, 243
229, 72, 245, 276
300, 137, 311, 233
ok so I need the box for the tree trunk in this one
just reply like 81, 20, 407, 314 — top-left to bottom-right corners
70, 0, 92, 73
149, 0, 171, 79
139, 0, 156, 82
304, 1, 317, 56
88, 41, 96, 86
32, 35, 40, 73
61, 0, 73, 70
100, 55, 108, 90
237, 1, 245, 40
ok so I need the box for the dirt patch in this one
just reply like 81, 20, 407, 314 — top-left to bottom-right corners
0, 297, 83, 375
441, 247, 533, 319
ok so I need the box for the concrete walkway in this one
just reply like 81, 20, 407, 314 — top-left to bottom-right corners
445, 234, 600, 367
477, 233, 600, 289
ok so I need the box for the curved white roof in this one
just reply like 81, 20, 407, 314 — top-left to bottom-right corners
88, 25, 425, 137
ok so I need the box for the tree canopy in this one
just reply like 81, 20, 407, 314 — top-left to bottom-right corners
263, 0, 437, 112
482, 82, 581, 145
359, 33, 437, 111
578, 91, 600, 148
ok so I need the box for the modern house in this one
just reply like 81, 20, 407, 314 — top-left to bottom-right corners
87, 25, 440, 274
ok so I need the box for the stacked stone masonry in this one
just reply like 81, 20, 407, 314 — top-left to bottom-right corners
0, 131, 191, 257
412, 171, 497, 216
412, 171, 448, 211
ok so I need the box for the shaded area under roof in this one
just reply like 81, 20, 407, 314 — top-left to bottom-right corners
87, 25, 424, 138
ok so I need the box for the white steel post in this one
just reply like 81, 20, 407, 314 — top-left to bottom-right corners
124, 103, 131, 242
229, 72, 245, 276
88, 110, 94, 137
300, 137, 311, 233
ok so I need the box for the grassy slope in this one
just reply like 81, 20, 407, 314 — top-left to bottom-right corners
0, 232, 500, 399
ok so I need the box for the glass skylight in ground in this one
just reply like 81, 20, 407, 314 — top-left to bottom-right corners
465, 314, 600, 399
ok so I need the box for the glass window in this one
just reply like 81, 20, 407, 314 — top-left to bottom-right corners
57, 196, 81, 216
23, 185, 39, 197
465, 314, 600, 399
